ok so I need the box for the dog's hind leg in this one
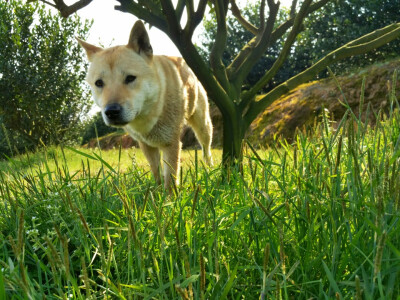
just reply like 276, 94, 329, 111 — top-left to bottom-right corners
161, 141, 182, 190
139, 141, 161, 185
188, 104, 213, 166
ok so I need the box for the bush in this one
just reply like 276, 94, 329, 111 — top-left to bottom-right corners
0, 0, 91, 156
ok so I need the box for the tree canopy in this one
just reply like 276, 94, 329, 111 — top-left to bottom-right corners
0, 0, 92, 155
198, 0, 400, 93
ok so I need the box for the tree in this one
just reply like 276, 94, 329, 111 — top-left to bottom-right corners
36, 0, 400, 164
198, 0, 400, 93
198, 3, 291, 93
301, 0, 400, 75
0, 0, 92, 155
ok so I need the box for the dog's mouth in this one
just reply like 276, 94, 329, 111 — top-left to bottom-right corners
102, 103, 134, 127
106, 119, 129, 127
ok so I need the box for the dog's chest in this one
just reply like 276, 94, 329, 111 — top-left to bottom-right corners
125, 120, 175, 148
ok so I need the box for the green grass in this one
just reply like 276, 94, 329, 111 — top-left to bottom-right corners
1, 79, 400, 299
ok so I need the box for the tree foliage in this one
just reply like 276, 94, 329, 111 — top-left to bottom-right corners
0, 0, 91, 156
198, 0, 400, 93
302, 0, 400, 74
34, 0, 400, 164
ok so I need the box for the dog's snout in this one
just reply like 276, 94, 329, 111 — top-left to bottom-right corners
104, 103, 122, 120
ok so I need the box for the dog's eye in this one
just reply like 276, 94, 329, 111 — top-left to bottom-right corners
95, 79, 104, 88
125, 75, 136, 84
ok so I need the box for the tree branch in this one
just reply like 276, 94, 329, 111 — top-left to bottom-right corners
184, 0, 208, 39
194, 0, 208, 29
243, 0, 313, 104
30, 0, 56, 9
227, 0, 330, 83
115, 0, 168, 33
210, 0, 231, 94
176, 42, 237, 120
230, 0, 258, 35
185, 0, 195, 28
176, 0, 186, 23
34, 0, 92, 17
243, 22, 400, 128
290, 0, 298, 18
158, 0, 183, 44
137, 0, 164, 18
259, 0, 266, 30
271, 0, 329, 41
229, 0, 280, 88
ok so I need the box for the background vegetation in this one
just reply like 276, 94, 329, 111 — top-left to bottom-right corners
0, 0, 91, 156
197, 0, 400, 93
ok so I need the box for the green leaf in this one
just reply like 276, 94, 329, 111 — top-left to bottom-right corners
219, 264, 239, 300
0, 269, 5, 300
322, 260, 342, 298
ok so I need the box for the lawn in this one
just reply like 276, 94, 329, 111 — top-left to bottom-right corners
1, 88, 400, 299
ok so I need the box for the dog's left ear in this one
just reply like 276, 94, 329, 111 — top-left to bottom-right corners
128, 20, 153, 59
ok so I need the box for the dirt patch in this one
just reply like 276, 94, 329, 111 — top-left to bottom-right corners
84, 132, 138, 150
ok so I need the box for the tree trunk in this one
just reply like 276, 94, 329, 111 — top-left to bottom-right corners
221, 105, 245, 166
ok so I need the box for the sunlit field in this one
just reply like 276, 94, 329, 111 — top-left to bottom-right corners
1, 87, 400, 299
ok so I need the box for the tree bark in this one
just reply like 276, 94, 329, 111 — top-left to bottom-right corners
221, 105, 245, 166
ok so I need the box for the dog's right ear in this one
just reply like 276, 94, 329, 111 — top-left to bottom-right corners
76, 37, 103, 62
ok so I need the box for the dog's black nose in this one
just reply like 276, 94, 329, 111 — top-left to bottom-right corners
104, 103, 122, 120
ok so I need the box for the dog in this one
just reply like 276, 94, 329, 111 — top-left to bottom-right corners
77, 20, 213, 189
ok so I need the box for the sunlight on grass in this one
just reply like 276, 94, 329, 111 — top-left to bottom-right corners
0, 146, 222, 176
1, 77, 400, 299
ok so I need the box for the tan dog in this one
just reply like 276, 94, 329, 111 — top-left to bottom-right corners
78, 20, 213, 189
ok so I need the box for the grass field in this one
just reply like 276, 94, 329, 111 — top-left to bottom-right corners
1, 82, 400, 299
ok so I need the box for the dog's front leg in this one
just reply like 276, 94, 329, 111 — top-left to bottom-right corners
139, 141, 161, 185
161, 141, 182, 190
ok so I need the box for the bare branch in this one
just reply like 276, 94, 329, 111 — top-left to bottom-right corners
186, 0, 195, 16
159, 0, 182, 39
31, 0, 56, 9
184, 0, 208, 39
194, 0, 208, 28
229, 0, 280, 87
272, 0, 329, 41
210, 0, 231, 93
244, 0, 313, 102
290, 0, 298, 18
230, 0, 258, 35
176, 0, 186, 22
36, 0, 92, 17
137, 0, 164, 18
227, 0, 329, 88
243, 22, 400, 128
177, 42, 237, 121
115, 0, 167, 32
259, 0, 266, 29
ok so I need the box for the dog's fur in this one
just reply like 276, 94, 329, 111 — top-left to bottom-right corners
78, 20, 213, 189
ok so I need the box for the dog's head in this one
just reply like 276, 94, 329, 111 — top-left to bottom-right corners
78, 21, 157, 127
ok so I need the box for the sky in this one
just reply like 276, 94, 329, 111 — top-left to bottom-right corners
69, 0, 294, 56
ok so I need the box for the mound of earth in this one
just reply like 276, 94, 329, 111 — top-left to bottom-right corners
84, 59, 400, 149
249, 59, 400, 145
84, 131, 138, 150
